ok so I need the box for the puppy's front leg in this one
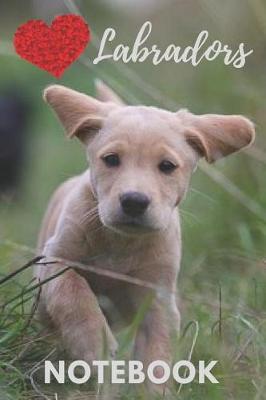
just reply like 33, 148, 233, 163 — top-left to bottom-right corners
41, 266, 117, 362
134, 296, 180, 386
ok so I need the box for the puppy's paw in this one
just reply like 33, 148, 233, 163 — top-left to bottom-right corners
66, 324, 118, 363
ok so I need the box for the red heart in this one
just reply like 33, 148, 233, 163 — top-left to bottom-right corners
14, 15, 90, 78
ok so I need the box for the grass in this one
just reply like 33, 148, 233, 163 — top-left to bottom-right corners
0, 243, 265, 399
0, 0, 266, 398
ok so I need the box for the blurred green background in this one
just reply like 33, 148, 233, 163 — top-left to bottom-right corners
0, 0, 265, 399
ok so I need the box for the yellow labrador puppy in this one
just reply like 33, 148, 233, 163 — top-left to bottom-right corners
36, 82, 255, 379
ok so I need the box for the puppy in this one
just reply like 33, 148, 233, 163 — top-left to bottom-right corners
36, 82, 255, 381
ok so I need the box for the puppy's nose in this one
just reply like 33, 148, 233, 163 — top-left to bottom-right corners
120, 191, 150, 217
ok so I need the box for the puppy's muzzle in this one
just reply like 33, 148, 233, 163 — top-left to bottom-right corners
120, 191, 150, 218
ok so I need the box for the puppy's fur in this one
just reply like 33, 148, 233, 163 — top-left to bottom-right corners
36, 82, 255, 381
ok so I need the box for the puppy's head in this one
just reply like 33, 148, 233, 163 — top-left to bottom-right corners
44, 83, 255, 235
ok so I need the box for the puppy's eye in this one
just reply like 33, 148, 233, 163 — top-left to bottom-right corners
102, 153, 120, 167
159, 160, 178, 174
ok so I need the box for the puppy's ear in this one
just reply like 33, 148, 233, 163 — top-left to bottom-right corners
43, 85, 114, 145
179, 111, 255, 162
95, 80, 125, 105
